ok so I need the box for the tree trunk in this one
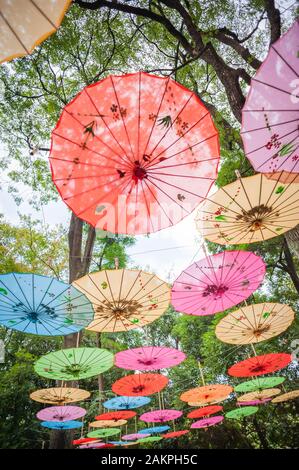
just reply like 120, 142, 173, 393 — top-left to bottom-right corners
252, 416, 269, 449
49, 214, 96, 449
283, 237, 299, 294
285, 226, 299, 260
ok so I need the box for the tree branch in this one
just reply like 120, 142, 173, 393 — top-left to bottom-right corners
264, 0, 281, 44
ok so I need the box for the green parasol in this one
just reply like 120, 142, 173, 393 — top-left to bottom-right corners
136, 436, 162, 444
34, 347, 114, 380
87, 428, 120, 438
234, 377, 285, 393
225, 406, 258, 420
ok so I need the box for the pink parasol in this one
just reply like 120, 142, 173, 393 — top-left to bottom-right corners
191, 416, 224, 429
36, 405, 86, 422
171, 251, 265, 316
79, 443, 115, 449
139, 409, 183, 423
122, 433, 150, 441
241, 20, 299, 175
115, 346, 186, 371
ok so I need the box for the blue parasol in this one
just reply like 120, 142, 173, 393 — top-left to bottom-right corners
41, 420, 82, 430
103, 396, 151, 410
139, 425, 170, 434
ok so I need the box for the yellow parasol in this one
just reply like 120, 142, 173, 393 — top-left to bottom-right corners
195, 173, 299, 245
272, 390, 299, 403
89, 420, 127, 428
237, 388, 281, 402
73, 269, 170, 333
30, 387, 90, 405
0, 0, 71, 63
215, 303, 295, 345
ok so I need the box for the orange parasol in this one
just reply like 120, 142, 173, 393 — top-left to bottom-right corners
237, 388, 281, 402
215, 303, 295, 345
112, 373, 168, 397
73, 269, 170, 332
195, 173, 299, 245
272, 390, 299, 403
30, 387, 90, 405
180, 384, 233, 405
0, 0, 71, 63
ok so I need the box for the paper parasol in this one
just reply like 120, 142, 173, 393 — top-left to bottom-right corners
187, 405, 223, 419
136, 436, 162, 443
109, 441, 138, 446
195, 174, 299, 245
36, 405, 86, 422
180, 384, 233, 405
239, 399, 271, 406
191, 416, 223, 429
87, 428, 120, 438
41, 420, 82, 430
139, 426, 170, 434
79, 443, 114, 449
34, 347, 114, 380
73, 269, 170, 333
73, 438, 102, 445
237, 388, 281, 402
112, 373, 168, 397
103, 396, 151, 410
139, 409, 183, 423
95, 411, 136, 421
215, 303, 294, 345
225, 406, 258, 420
89, 420, 127, 428
241, 21, 299, 175
272, 390, 299, 403
0, 0, 71, 63
228, 353, 292, 377
115, 346, 186, 371
234, 377, 285, 393
0, 273, 95, 335
30, 387, 90, 405
50, 71, 220, 235
171, 251, 265, 316
163, 430, 189, 439
122, 433, 150, 441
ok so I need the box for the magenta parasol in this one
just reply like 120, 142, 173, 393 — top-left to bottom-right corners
122, 433, 150, 441
115, 346, 186, 371
36, 405, 86, 422
191, 416, 223, 429
139, 409, 183, 423
172, 251, 265, 316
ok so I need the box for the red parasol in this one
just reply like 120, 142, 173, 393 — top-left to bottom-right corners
115, 346, 186, 371
49, 72, 220, 235
139, 409, 183, 423
95, 411, 136, 421
112, 373, 169, 396
163, 430, 189, 439
72, 438, 101, 446
228, 353, 292, 377
187, 405, 223, 419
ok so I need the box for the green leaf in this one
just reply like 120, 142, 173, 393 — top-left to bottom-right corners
279, 143, 294, 157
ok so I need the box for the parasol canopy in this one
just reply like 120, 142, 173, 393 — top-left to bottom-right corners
163, 430, 189, 439
180, 384, 233, 405
225, 406, 258, 420
237, 388, 281, 402
103, 396, 151, 410
95, 411, 136, 421
239, 399, 271, 406
36, 405, 86, 422
215, 303, 294, 344
89, 420, 127, 428
79, 443, 115, 449
187, 405, 223, 419
122, 433, 150, 441
241, 21, 299, 175
234, 377, 285, 393
139, 409, 183, 423
139, 426, 170, 434
112, 373, 168, 397
115, 346, 186, 371
73, 269, 170, 332
228, 353, 292, 377
41, 420, 82, 430
50, 71, 220, 235
195, 173, 299, 245
191, 416, 223, 429
171, 251, 265, 316
34, 347, 114, 380
30, 387, 90, 405
136, 436, 162, 443
272, 390, 299, 403
87, 428, 121, 438
0, 0, 71, 63
0, 273, 95, 336
73, 438, 102, 445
